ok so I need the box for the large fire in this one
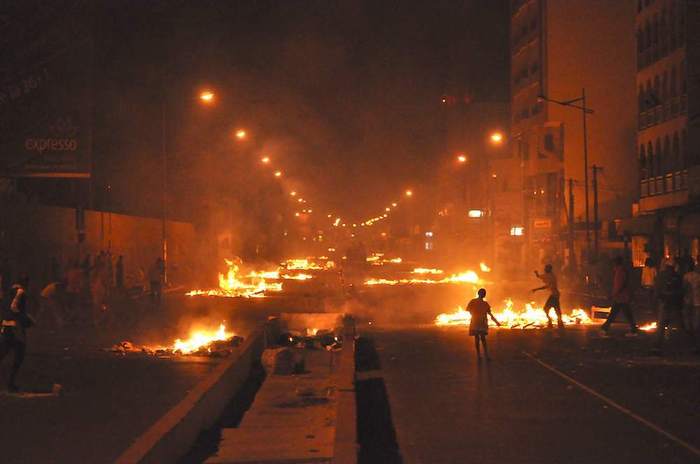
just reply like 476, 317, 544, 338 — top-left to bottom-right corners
435, 299, 594, 329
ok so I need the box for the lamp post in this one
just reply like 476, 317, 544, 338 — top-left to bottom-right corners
456, 153, 468, 204
161, 89, 217, 285
537, 89, 594, 263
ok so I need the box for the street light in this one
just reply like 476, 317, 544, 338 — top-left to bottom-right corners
456, 154, 468, 163
489, 131, 504, 145
405, 189, 413, 197
161, 86, 218, 285
261, 156, 270, 164
235, 129, 247, 140
274, 170, 282, 177
537, 89, 595, 261
198, 90, 215, 104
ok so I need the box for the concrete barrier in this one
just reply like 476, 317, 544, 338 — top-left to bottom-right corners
114, 327, 266, 464
332, 326, 358, 464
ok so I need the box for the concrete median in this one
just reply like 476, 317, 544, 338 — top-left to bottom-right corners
114, 327, 266, 464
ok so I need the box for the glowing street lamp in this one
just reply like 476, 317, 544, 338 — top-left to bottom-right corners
261, 156, 270, 164
235, 129, 247, 140
405, 189, 413, 197
489, 131, 504, 145
457, 154, 468, 163
274, 170, 282, 177
290, 191, 297, 197
199, 90, 215, 104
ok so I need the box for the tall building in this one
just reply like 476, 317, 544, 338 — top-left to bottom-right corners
624, 0, 700, 266
508, 0, 637, 268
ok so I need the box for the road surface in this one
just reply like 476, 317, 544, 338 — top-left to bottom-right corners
360, 325, 700, 464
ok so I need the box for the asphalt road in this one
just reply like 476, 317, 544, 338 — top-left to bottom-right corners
0, 291, 335, 464
364, 325, 700, 464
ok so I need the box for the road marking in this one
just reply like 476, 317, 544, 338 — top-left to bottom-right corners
523, 351, 700, 458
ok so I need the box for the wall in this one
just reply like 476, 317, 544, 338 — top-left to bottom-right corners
0, 196, 196, 288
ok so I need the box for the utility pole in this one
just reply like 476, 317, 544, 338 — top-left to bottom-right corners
568, 178, 575, 270
592, 165, 602, 260
538, 89, 593, 264
582, 88, 591, 265
161, 97, 168, 285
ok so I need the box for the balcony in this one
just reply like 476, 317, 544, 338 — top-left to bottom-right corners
640, 170, 687, 198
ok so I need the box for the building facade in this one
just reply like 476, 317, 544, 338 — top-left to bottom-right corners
509, 0, 638, 269
624, 0, 700, 267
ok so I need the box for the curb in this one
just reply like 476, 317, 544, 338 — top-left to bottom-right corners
114, 327, 266, 464
332, 326, 358, 464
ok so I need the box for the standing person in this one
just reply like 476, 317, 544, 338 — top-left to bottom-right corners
532, 264, 564, 329
653, 261, 685, 354
115, 255, 124, 291
682, 259, 700, 353
467, 288, 501, 361
641, 257, 657, 312
600, 256, 639, 336
0, 275, 32, 392
148, 258, 164, 304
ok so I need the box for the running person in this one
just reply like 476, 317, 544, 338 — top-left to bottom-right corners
532, 264, 564, 329
467, 288, 500, 361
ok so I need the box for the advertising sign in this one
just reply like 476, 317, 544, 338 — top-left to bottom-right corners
0, 6, 91, 178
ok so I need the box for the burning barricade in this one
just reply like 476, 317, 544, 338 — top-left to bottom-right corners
435, 299, 594, 330
186, 257, 332, 299
187, 259, 282, 298
365, 269, 482, 286
109, 323, 244, 357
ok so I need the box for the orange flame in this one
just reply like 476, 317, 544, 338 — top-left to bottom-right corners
435, 299, 594, 329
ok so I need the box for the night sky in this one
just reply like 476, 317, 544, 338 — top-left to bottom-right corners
4, 0, 509, 222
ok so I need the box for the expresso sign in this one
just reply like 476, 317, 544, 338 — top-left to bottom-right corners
24, 137, 79, 153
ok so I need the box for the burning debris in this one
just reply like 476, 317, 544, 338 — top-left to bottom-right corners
187, 258, 328, 298
411, 268, 444, 275
638, 322, 657, 332
109, 323, 244, 357
365, 269, 482, 286
366, 252, 403, 266
435, 299, 594, 329
187, 259, 283, 298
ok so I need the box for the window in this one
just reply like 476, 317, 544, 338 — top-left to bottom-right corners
661, 71, 668, 100
664, 136, 671, 174
681, 59, 687, 94
655, 138, 662, 176
673, 132, 680, 172
640, 144, 648, 179
648, 142, 655, 177
544, 133, 554, 151
671, 66, 677, 97
638, 85, 645, 110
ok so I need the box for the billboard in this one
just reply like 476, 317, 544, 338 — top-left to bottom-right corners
0, 3, 92, 178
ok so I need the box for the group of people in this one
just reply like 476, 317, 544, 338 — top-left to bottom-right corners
38, 254, 166, 328
0, 254, 166, 392
464, 256, 700, 360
